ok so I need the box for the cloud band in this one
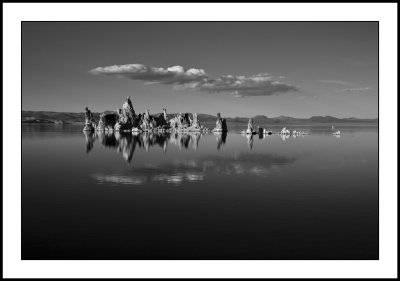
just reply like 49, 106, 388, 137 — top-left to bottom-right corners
89, 63, 299, 97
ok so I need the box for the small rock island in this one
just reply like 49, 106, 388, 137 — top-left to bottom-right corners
83, 96, 228, 133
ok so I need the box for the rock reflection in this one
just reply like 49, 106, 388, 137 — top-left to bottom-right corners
97, 131, 118, 148
246, 134, 254, 150
92, 152, 296, 186
168, 132, 206, 151
84, 131, 215, 162
96, 131, 138, 163
83, 131, 95, 153
86, 130, 315, 161
191, 133, 202, 150
214, 132, 227, 150
140, 132, 170, 152
280, 134, 290, 141
115, 132, 137, 163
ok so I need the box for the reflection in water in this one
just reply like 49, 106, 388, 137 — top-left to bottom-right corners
85, 131, 215, 163
214, 132, 227, 150
280, 134, 290, 141
83, 131, 95, 153
97, 131, 118, 148
170, 132, 190, 150
140, 132, 169, 152
246, 134, 254, 150
96, 131, 139, 163
26, 126, 378, 259
92, 152, 296, 186
168, 132, 203, 151
115, 133, 137, 163
94, 174, 147, 185
84, 130, 316, 161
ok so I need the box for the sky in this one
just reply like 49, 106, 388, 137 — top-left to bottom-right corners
22, 22, 378, 118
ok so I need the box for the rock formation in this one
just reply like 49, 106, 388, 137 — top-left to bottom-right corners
246, 118, 254, 134
213, 112, 228, 132
123, 96, 136, 122
241, 118, 257, 135
97, 112, 119, 131
181, 113, 191, 127
168, 115, 179, 130
187, 113, 203, 132
87, 97, 215, 133
132, 114, 142, 130
167, 112, 211, 132
280, 127, 290, 135
163, 108, 168, 123
114, 96, 136, 132
192, 113, 200, 128
83, 107, 96, 131
292, 130, 308, 136
263, 129, 273, 135
151, 108, 169, 129
141, 109, 153, 131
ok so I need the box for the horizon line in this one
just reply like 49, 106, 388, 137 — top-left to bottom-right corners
21, 109, 378, 120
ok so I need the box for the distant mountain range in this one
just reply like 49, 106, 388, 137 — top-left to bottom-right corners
22, 111, 378, 125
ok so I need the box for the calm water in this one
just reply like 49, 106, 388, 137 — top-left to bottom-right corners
22, 124, 378, 259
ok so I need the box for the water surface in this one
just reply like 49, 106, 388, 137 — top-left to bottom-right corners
22, 124, 378, 259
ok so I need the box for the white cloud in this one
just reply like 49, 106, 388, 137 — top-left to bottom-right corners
318, 79, 353, 86
193, 73, 298, 97
89, 63, 299, 97
336, 87, 372, 93
89, 63, 208, 85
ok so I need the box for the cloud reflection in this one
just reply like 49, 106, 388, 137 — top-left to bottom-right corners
91, 152, 296, 186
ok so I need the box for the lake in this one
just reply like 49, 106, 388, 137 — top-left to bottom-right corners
22, 124, 378, 260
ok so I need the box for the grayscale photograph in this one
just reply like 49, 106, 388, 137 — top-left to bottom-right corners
22, 21, 379, 260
